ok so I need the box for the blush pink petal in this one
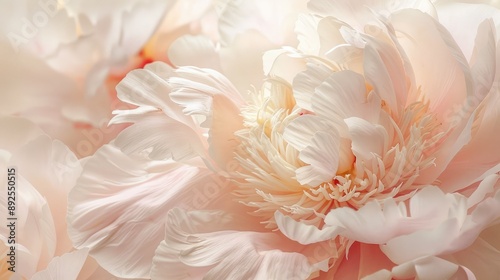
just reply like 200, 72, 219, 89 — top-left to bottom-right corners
67, 144, 233, 278
381, 174, 500, 264
312, 70, 381, 126
31, 249, 89, 280
113, 62, 245, 170
151, 208, 332, 280
307, 0, 437, 30
0, 116, 85, 278
113, 111, 207, 162
437, 36, 500, 192
391, 9, 472, 120
292, 63, 332, 112
433, 0, 500, 60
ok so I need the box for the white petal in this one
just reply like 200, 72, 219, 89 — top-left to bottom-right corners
295, 13, 321, 55
318, 18, 353, 55
217, 0, 303, 47
434, 1, 500, 60
10, 137, 81, 256
67, 144, 232, 278
152, 208, 328, 280
308, 0, 436, 30
169, 66, 244, 117
31, 249, 89, 280
263, 49, 307, 84
361, 269, 392, 280
65, 0, 170, 58
322, 186, 455, 245
169, 66, 245, 169
115, 62, 193, 126
312, 70, 381, 125
0, 176, 57, 279
391, 9, 473, 119
292, 63, 333, 112
466, 173, 499, 208
390, 256, 460, 280
296, 130, 340, 186
113, 112, 206, 161
218, 31, 272, 95
381, 175, 500, 264
274, 211, 342, 245
345, 117, 389, 164
283, 115, 333, 151
363, 38, 407, 115
168, 35, 221, 70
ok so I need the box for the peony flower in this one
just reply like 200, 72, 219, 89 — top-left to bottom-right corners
0, 116, 123, 279
67, 0, 500, 279
0, 0, 171, 158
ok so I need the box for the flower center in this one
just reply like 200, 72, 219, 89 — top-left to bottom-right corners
233, 78, 444, 228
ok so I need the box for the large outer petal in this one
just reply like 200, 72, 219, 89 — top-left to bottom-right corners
168, 66, 245, 170
10, 137, 81, 256
283, 115, 341, 186
0, 117, 81, 278
67, 144, 233, 278
308, 0, 436, 31
113, 111, 207, 162
114, 63, 245, 170
437, 20, 500, 193
151, 208, 332, 280
433, 0, 500, 60
277, 186, 458, 246
216, 0, 306, 94
312, 70, 381, 126
0, 175, 56, 279
381, 175, 500, 264
390, 9, 472, 121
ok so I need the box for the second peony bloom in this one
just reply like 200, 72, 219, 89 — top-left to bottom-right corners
67, 0, 500, 279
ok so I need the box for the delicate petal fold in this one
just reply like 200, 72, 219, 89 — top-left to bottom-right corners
113, 112, 206, 161
31, 249, 89, 280
0, 176, 56, 279
296, 130, 340, 186
275, 211, 342, 245
391, 9, 472, 119
345, 117, 388, 164
292, 63, 332, 112
67, 144, 232, 278
169, 66, 245, 169
312, 70, 381, 127
381, 174, 500, 264
152, 208, 330, 280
